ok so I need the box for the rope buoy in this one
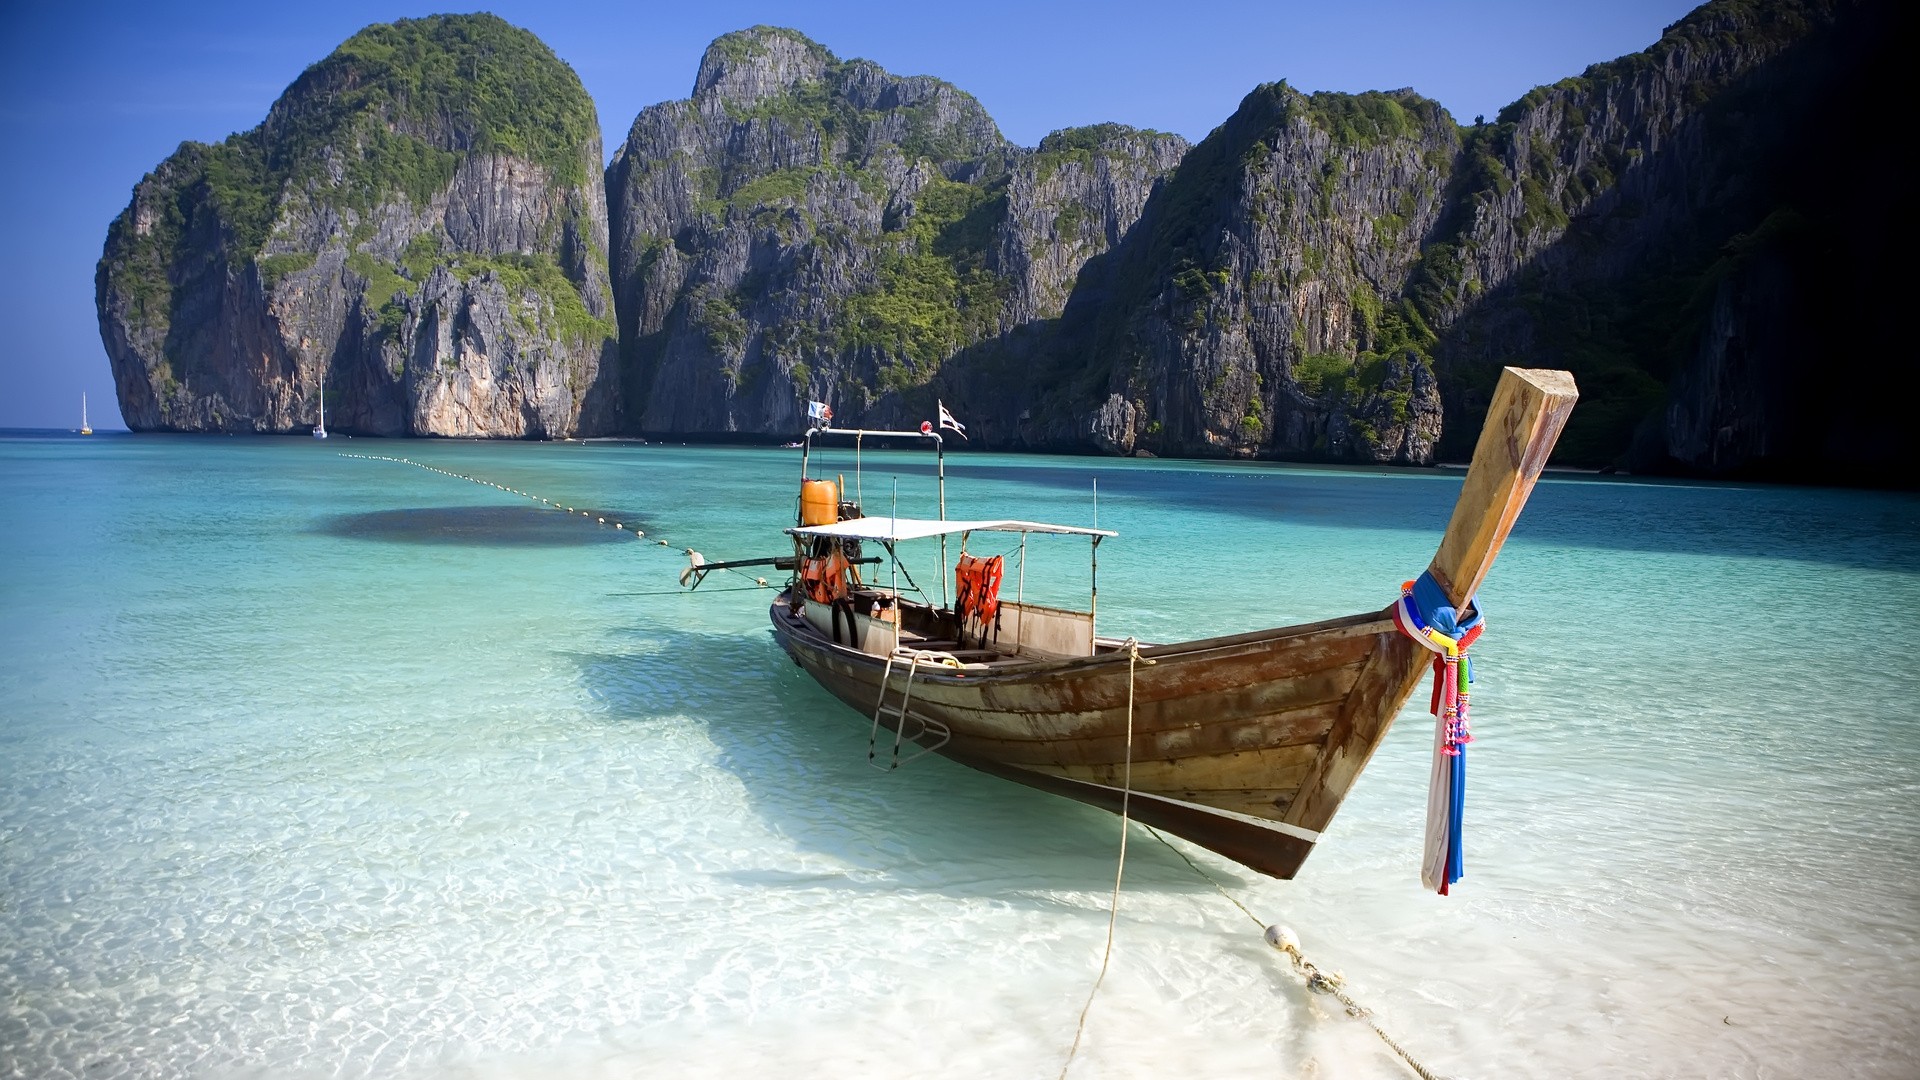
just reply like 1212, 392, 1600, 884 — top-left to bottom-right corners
1264, 927, 1443, 1080
1147, 831, 1444, 1080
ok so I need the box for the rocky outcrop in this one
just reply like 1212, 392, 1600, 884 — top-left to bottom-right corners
993, 0, 1890, 468
1048, 85, 1460, 459
995, 125, 1190, 328
613, 2, 1892, 473
606, 27, 1186, 436
1410, 0, 1896, 474
96, 14, 618, 437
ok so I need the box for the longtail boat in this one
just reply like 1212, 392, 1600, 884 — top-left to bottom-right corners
689, 368, 1577, 879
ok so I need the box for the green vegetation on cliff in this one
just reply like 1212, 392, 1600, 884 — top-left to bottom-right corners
1031, 123, 1175, 182
111, 14, 611, 352
1304, 90, 1444, 148
99, 12, 620, 437
282, 14, 598, 188
725, 62, 993, 165
107, 11, 600, 313
1099, 83, 1294, 328
844, 177, 1009, 379
450, 252, 618, 346
149, 15, 600, 270
613, 23, 1024, 421
708, 25, 832, 66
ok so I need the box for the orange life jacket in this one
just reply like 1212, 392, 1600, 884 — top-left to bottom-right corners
802, 549, 852, 603
954, 553, 1004, 628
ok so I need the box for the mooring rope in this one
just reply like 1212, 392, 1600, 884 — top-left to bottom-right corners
1047, 630, 1440, 1080
1059, 637, 1142, 1079
1142, 827, 1445, 1080
338, 453, 775, 589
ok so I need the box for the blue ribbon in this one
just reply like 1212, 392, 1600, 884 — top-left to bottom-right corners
1447, 745, 1466, 886
1409, 569, 1483, 640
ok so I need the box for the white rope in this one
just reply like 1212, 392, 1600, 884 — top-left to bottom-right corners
1058, 637, 1140, 1079
1266, 926, 1445, 1080
1144, 828, 1445, 1080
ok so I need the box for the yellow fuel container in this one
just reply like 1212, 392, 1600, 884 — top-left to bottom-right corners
799, 479, 840, 526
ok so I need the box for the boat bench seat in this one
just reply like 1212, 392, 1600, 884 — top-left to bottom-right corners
895, 640, 1002, 657
891, 642, 1030, 670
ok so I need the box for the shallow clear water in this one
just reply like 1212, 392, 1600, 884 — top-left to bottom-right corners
2, 432, 1917, 1079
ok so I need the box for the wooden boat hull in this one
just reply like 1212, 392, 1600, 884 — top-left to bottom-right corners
771, 598, 1427, 878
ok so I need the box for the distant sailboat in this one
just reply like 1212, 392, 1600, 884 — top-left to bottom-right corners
313, 387, 328, 440
80, 393, 92, 436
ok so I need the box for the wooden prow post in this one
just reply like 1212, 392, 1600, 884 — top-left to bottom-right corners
1281, 367, 1576, 840
1427, 367, 1579, 608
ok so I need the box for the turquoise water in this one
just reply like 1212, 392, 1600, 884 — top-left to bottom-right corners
2, 432, 1917, 1078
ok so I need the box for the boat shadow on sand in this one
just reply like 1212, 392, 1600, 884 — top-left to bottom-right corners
566, 618, 1253, 903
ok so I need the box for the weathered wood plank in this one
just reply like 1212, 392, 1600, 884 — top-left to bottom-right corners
962, 754, 1319, 878
1283, 630, 1425, 831
966, 622, 1380, 718
1017, 742, 1318, 793
1428, 367, 1579, 605
944, 701, 1344, 765
957, 658, 1364, 742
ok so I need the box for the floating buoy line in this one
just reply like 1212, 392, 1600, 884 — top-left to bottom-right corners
343, 450, 1440, 1077
338, 453, 776, 590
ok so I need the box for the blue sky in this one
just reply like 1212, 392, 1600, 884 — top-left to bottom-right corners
0, 0, 1699, 429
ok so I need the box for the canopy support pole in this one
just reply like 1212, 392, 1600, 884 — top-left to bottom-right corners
937, 435, 948, 611
1090, 535, 1100, 647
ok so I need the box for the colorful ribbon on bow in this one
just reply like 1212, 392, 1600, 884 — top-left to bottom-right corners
1391, 570, 1483, 895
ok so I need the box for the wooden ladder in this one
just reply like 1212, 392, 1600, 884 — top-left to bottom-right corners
869, 650, 953, 770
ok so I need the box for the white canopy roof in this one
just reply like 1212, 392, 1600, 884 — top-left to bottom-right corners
787, 516, 1116, 542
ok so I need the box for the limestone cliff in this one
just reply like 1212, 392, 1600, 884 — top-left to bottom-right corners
996, 0, 1893, 468
97, 2, 1898, 479
1412, 0, 1900, 477
606, 27, 1186, 435
616, 3, 1892, 473
1041, 85, 1459, 460
96, 14, 618, 437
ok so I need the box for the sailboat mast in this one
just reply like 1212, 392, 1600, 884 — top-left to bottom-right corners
313, 370, 328, 438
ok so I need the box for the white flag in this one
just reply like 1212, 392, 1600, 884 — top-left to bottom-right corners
937, 400, 967, 440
